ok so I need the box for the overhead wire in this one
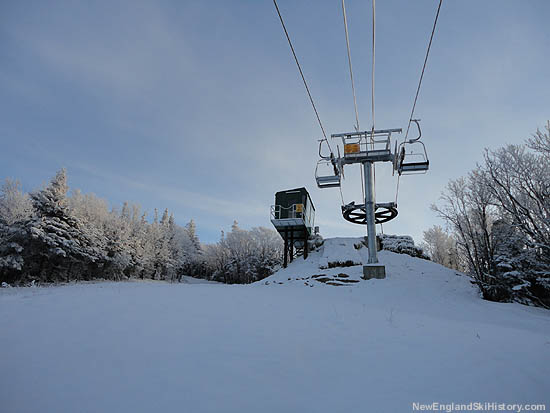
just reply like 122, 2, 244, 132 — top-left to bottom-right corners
341, 0, 365, 206
273, 0, 331, 151
341, 0, 360, 132
395, 0, 443, 204
273, 0, 442, 229
273, 0, 346, 207
371, 0, 376, 145
401, 0, 443, 145
370, 0, 381, 232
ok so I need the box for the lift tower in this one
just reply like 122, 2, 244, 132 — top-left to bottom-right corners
273, 0, 439, 280
338, 128, 402, 278
316, 128, 402, 279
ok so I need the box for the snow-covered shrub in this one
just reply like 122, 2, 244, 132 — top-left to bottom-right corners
378, 234, 430, 260
308, 233, 324, 252
326, 260, 356, 268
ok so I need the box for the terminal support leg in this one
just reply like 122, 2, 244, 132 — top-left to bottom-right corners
283, 229, 288, 268
289, 230, 294, 263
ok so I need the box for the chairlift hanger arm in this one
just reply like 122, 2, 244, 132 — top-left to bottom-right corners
318, 139, 333, 160
408, 119, 422, 143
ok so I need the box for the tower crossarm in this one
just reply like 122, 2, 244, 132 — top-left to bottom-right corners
331, 128, 402, 165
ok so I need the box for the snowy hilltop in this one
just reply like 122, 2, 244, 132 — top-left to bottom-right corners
260, 238, 485, 313
1, 236, 549, 413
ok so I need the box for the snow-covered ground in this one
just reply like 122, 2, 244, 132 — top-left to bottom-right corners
1, 238, 549, 413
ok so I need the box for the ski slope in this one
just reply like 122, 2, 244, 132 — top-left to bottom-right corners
1, 238, 549, 413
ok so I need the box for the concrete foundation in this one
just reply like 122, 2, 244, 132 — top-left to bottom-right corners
362, 265, 386, 280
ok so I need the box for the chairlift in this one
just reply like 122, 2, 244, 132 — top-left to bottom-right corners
315, 139, 342, 189
315, 159, 341, 188
395, 119, 430, 176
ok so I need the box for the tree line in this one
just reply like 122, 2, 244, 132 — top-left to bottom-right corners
0, 169, 283, 286
422, 122, 550, 308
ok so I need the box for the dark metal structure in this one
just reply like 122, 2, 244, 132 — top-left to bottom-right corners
270, 187, 315, 267
341, 201, 398, 225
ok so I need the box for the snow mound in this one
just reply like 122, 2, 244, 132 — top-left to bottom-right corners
318, 237, 364, 269
263, 236, 465, 294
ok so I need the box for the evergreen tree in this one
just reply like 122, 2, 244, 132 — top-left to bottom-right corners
0, 179, 35, 281
27, 169, 103, 282
1, 169, 282, 286
161, 208, 169, 227
186, 219, 201, 253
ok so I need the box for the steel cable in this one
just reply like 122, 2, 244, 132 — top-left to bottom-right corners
341, 0, 365, 206
395, 0, 443, 204
273, 0, 331, 151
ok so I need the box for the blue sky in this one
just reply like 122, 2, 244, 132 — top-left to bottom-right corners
1, 0, 549, 244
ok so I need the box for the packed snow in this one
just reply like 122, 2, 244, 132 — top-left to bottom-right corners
1, 238, 549, 413
317, 237, 363, 268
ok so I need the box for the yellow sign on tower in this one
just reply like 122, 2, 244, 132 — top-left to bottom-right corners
344, 143, 360, 154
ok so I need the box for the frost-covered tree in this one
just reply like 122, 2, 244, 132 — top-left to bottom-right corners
1, 168, 282, 287
432, 170, 498, 291
179, 218, 205, 277
483, 145, 550, 266
25, 169, 104, 282
0, 179, 35, 279
0, 179, 34, 227
203, 224, 282, 284
249, 227, 283, 279
203, 230, 231, 282
481, 142, 550, 307
223, 221, 254, 283
185, 219, 201, 253
527, 120, 550, 157
433, 122, 550, 308
155, 209, 175, 280
421, 226, 461, 270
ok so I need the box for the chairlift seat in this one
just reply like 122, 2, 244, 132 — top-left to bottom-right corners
315, 158, 342, 189
400, 160, 429, 173
316, 175, 341, 188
